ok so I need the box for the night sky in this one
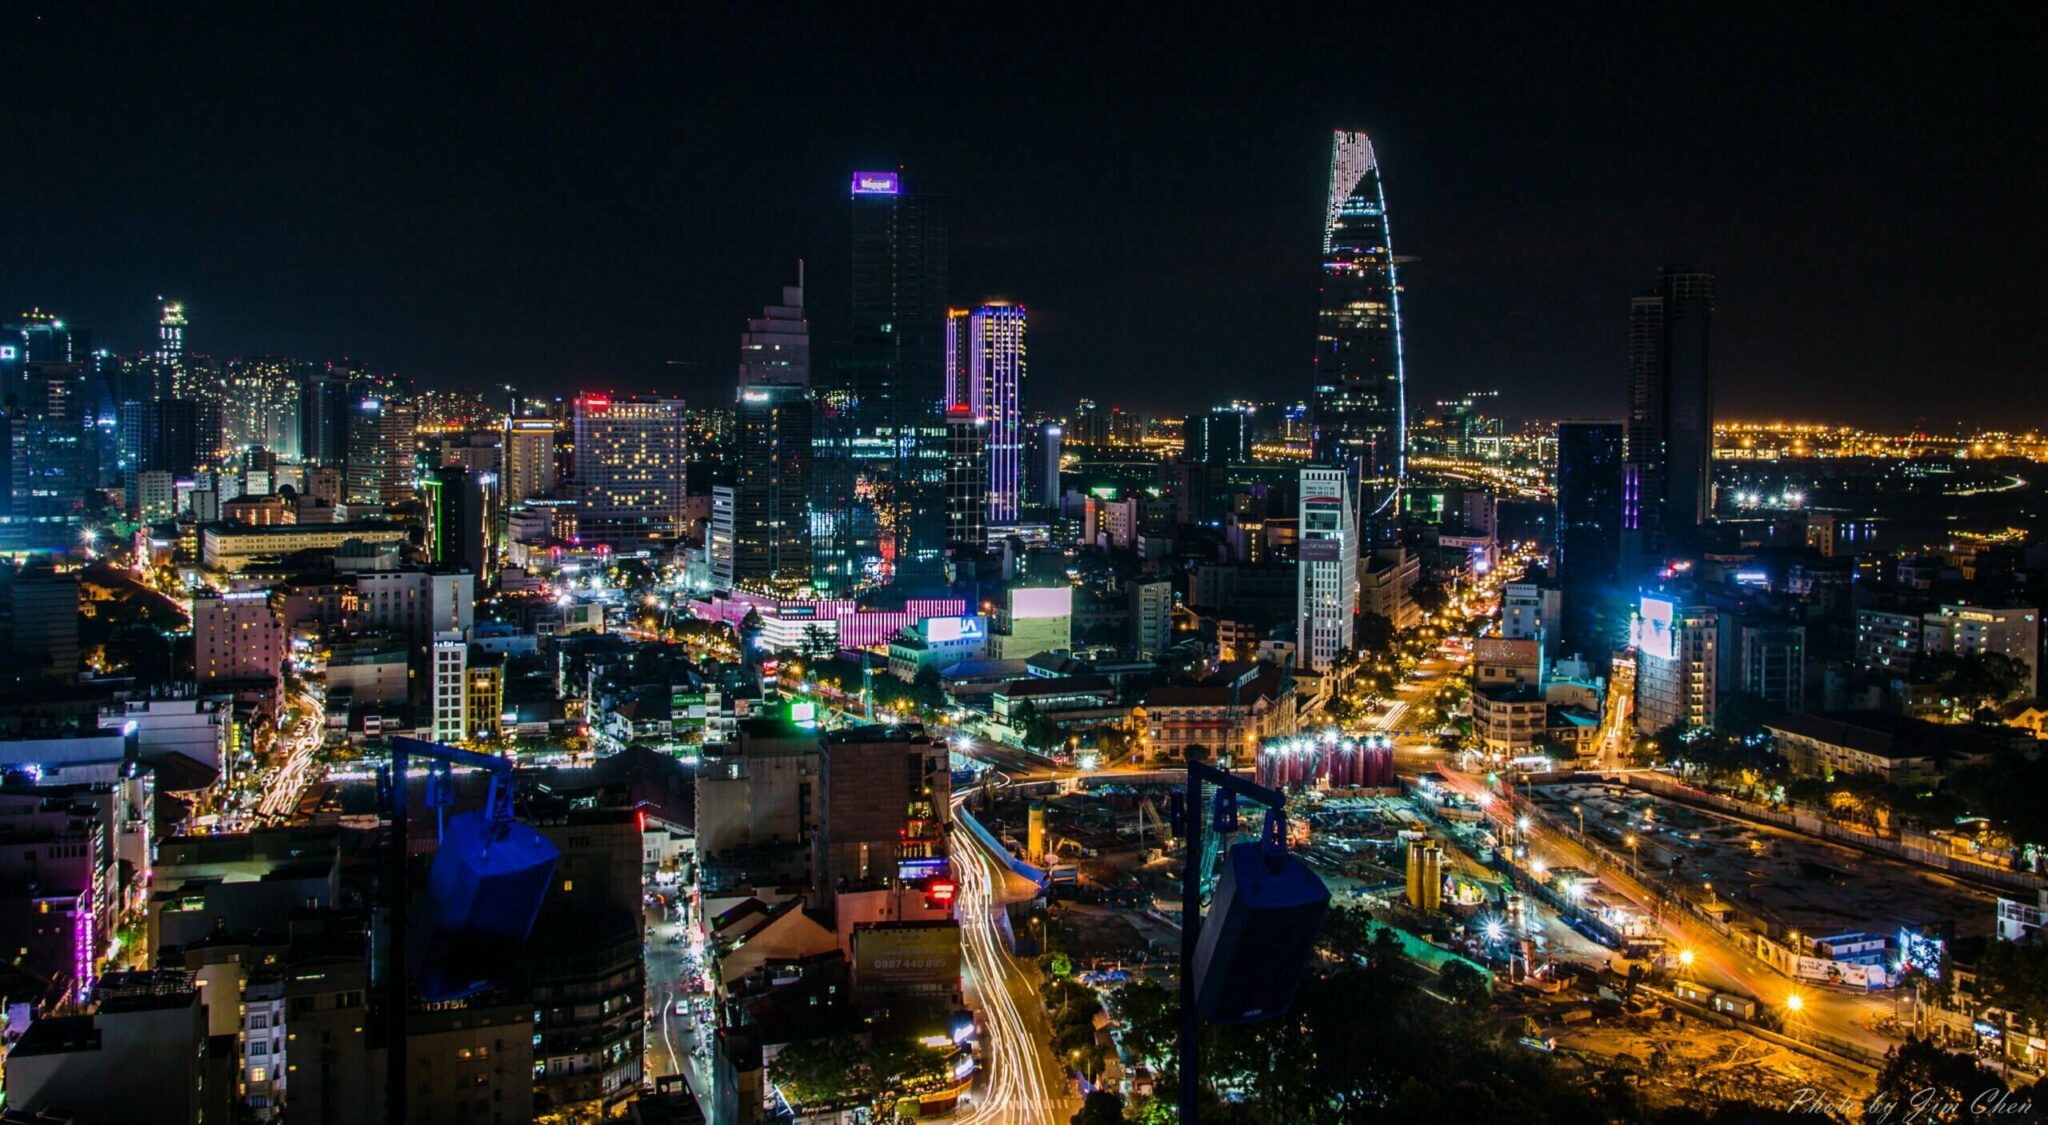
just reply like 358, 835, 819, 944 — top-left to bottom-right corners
5, 7, 2044, 427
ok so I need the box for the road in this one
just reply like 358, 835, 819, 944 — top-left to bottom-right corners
644, 897, 716, 1114
1428, 761, 1897, 1057
1357, 603, 1900, 1061
951, 774, 1073, 1125
257, 681, 327, 819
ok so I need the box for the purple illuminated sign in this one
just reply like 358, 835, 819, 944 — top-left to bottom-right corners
851, 171, 901, 195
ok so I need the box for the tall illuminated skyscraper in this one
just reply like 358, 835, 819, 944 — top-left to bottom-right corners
1624, 267, 1715, 560
814, 169, 948, 593
156, 299, 188, 398
1312, 130, 1406, 526
733, 271, 812, 585
944, 304, 1026, 523
573, 394, 687, 548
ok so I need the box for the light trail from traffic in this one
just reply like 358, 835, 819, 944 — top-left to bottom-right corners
951, 775, 1063, 1125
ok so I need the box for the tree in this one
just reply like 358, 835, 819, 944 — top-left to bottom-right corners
1975, 939, 2048, 1029
1013, 700, 1064, 753
766, 1034, 948, 1111
1072, 1090, 1126, 1125
1915, 651, 2032, 719
801, 624, 836, 659
1354, 611, 1397, 655
1865, 1035, 2004, 1124
1437, 961, 1490, 1006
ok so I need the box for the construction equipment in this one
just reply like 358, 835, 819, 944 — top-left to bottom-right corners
1138, 794, 1176, 854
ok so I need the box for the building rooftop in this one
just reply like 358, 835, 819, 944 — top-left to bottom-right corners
1766, 710, 2033, 761
9, 1013, 100, 1057
994, 675, 1113, 699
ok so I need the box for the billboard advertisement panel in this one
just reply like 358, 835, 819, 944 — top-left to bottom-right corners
1473, 638, 1540, 668
853, 922, 962, 994
1299, 538, 1343, 563
924, 615, 987, 644
1633, 595, 1678, 661
1010, 586, 1073, 619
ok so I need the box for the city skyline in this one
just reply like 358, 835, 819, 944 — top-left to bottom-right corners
5, 10, 2044, 426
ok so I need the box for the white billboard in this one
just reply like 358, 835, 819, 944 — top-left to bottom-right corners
1010, 586, 1073, 619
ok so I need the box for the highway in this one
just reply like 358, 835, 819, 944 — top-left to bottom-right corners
950, 771, 1072, 1125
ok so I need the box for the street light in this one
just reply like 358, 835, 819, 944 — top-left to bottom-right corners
1573, 805, 1584, 839
1625, 834, 1638, 876
1785, 991, 1805, 1014
1678, 948, 1695, 968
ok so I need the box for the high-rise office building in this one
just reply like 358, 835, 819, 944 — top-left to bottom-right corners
298, 370, 353, 468
1625, 267, 1715, 559
815, 170, 948, 593
732, 274, 813, 586
500, 418, 558, 502
738, 268, 810, 389
1312, 130, 1406, 526
423, 465, 500, 583
122, 398, 221, 479
573, 394, 687, 548
1186, 406, 1250, 465
733, 384, 812, 585
156, 300, 187, 398
343, 396, 415, 506
1023, 419, 1062, 510
945, 305, 1026, 522
1555, 421, 1627, 663
220, 357, 301, 460
708, 485, 736, 592
945, 405, 988, 552
1297, 466, 1359, 672
1070, 398, 1106, 448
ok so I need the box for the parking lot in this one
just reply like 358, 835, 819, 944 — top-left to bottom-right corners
1528, 780, 1997, 940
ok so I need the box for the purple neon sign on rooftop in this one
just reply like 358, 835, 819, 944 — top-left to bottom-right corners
851, 171, 900, 195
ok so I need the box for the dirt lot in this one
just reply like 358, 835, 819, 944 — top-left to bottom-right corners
1531, 781, 1995, 939
1520, 1000, 1870, 1114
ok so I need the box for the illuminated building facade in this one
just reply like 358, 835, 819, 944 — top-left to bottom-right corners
944, 304, 1026, 522
343, 396, 416, 506
733, 274, 813, 585
1296, 466, 1358, 672
156, 299, 187, 397
572, 394, 688, 548
1633, 596, 1717, 734
1312, 130, 1405, 528
500, 418, 557, 502
944, 405, 988, 551
733, 383, 812, 585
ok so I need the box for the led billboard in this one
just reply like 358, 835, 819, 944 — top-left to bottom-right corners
1633, 595, 1678, 661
